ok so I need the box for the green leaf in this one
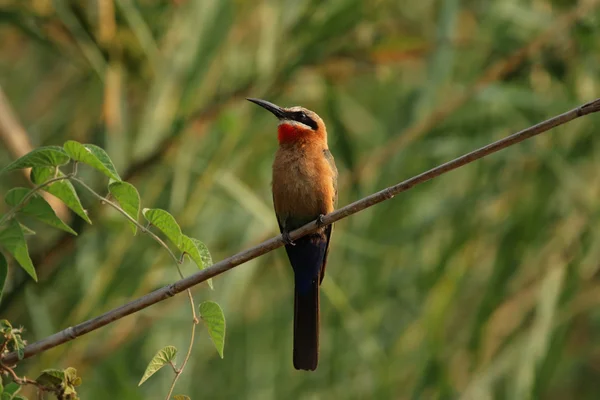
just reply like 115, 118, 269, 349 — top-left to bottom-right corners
5, 188, 76, 235
138, 345, 178, 386
64, 367, 81, 389
36, 369, 64, 387
63, 141, 121, 181
191, 238, 212, 268
0, 146, 70, 174
179, 235, 203, 268
0, 219, 37, 281
19, 224, 35, 235
1, 382, 20, 400
142, 208, 182, 247
3, 382, 19, 395
173, 396, 191, 400
13, 396, 28, 400
0, 253, 6, 305
199, 301, 225, 358
30, 166, 91, 223
109, 180, 141, 234
12, 332, 25, 360
180, 236, 213, 289
0, 319, 12, 332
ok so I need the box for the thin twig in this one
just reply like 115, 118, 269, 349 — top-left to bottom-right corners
165, 292, 198, 400
0, 363, 54, 394
2, 98, 599, 365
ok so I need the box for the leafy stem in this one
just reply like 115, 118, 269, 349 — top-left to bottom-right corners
68, 175, 199, 399
0, 363, 55, 396
165, 294, 198, 400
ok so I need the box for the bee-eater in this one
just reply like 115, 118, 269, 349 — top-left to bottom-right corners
247, 98, 338, 371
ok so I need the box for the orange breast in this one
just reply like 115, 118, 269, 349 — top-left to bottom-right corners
272, 144, 336, 225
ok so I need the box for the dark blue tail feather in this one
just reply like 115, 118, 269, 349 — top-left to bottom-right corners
284, 233, 328, 371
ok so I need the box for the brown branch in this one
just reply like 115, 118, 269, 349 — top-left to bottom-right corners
2, 98, 599, 365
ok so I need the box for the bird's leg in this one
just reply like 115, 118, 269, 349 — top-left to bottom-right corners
282, 230, 295, 246
316, 214, 326, 227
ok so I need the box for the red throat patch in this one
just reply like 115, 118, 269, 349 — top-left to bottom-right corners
278, 123, 304, 143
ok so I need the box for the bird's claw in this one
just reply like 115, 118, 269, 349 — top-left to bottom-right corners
316, 214, 326, 227
282, 231, 295, 246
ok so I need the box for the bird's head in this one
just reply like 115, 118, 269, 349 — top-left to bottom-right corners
247, 98, 327, 145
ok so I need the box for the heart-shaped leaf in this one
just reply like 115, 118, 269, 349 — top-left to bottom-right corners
63, 141, 121, 181
138, 346, 178, 386
199, 301, 225, 358
5, 188, 76, 235
0, 219, 36, 281
109, 180, 141, 234
0, 146, 70, 174
142, 208, 182, 248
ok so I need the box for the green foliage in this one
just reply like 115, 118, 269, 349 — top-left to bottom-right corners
0, 139, 216, 398
1, 319, 26, 360
180, 236, 213, 289
0, 220, 36, 281
30, 167, 91, 223
63, 141, 121, 181
0, 382, 22, 400
138, 346, 178, 386
0, 147, 69, 175
108, 180, 140, 234
199, 301, 226, 359
35, 367, 82, 399
173, 395, 191, 400
5, 188, 76, 235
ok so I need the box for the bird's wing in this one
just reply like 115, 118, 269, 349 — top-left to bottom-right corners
323, 149, 338, 206
320, 149, 337, 284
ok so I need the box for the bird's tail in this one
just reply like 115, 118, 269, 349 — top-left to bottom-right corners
293, 278, 319, 371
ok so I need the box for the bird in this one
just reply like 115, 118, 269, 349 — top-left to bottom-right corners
247, 98, 338, 371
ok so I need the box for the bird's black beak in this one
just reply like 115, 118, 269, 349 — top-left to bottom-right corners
247, 98, 286, 119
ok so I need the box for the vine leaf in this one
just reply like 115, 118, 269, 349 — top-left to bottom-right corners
199, 301, 225, 358
63, 140, 121, 181
179, 235, 213, 289
190, 238, 212, 268
0, 146, 69, 174
1, 382, 21, 398
5, 188, 76, 235
109, 180, 141, 234
30, 166, 91, 223
0, 219, 37, 281
142, 208, 182, 247
138, 345, 178, 386
35, 367, 81, 397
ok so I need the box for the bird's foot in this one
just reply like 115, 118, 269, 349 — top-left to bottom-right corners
282, 231, 295, 246
316, 214, 326, 227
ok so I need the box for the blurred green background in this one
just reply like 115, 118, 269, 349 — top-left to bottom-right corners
1, 0, 600, 399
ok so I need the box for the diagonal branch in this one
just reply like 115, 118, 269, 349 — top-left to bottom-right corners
2, 98, 599, 365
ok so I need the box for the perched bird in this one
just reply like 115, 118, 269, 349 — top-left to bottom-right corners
247, 98, 338, 371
